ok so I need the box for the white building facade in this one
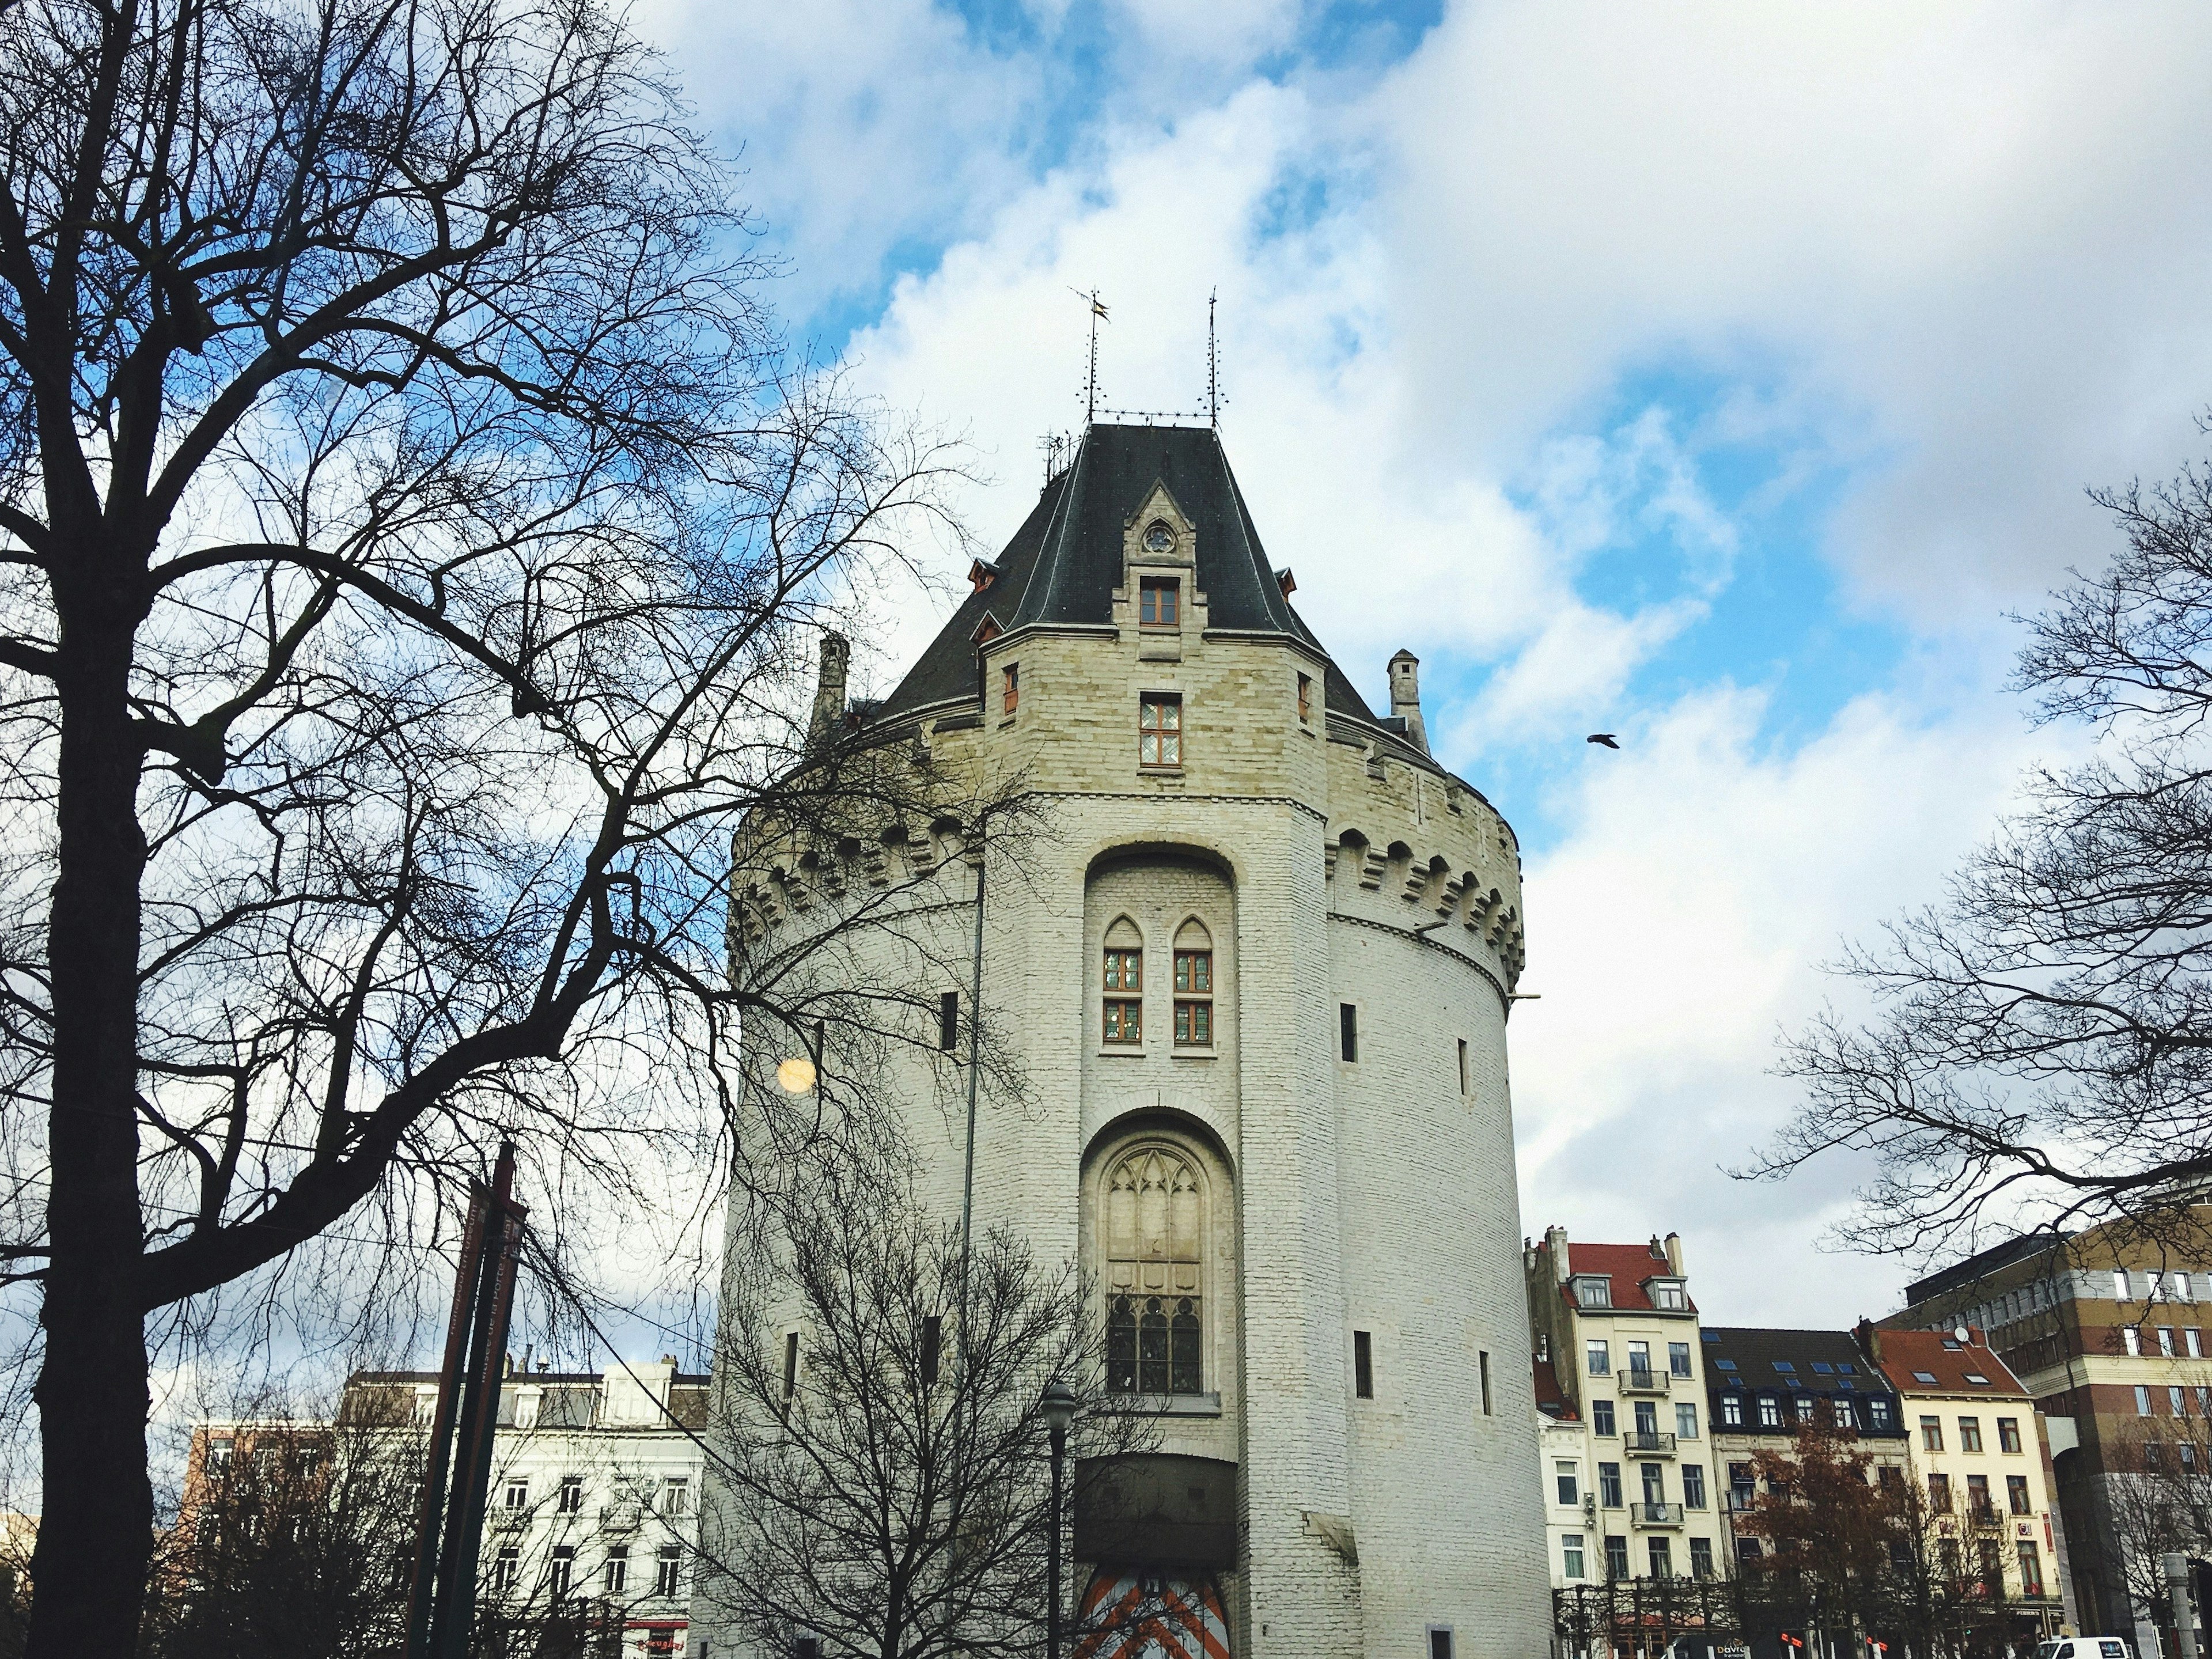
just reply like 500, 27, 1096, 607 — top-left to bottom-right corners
702, 422, 1552, 1659
343, 1359, 707, 1658
1526, 1229, 1727, 1600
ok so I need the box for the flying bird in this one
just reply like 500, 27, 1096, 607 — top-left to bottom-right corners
1586, 733, 1619, 749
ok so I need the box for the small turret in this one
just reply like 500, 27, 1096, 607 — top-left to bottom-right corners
1387, 649, 1427, 753
808, 632, 850, 745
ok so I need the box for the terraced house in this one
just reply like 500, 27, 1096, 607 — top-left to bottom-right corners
1856, 1322, 2073, 1643
1698, 1325, 1911, 1570
1527, 1228, 1725, 1592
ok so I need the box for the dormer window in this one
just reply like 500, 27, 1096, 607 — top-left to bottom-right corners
1648, 1279, 1688, 1310
1573, 1275, 1612, 1309
1139, 577, 1180, 628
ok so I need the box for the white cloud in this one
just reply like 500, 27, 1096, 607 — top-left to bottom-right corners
624, 0, 2212, 1320
1510, 679, 2063, 1321
634, 0, 1043, 313
1378, 0, 2212, 617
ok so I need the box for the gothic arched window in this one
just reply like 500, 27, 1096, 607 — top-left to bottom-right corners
1103, 1145, 1203, 1395
1171, 918, 1212, 1047
1103, 916, 1143, 1045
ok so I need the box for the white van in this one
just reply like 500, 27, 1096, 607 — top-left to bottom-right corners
2036, 1640, 2133, 1659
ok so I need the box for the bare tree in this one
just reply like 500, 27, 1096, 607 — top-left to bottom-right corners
145, 1411, 422, 1658
1737, 1418, 1900, 1649
1760, 437, 2212, 1263
0, 1, 989, 1652
694, 1183, 1152, 1659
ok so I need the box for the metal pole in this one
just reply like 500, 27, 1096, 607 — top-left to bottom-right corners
957, 831, 986, 1316
2166, 1552, 2200, 1659
427, 1144, 525, 1659
403, 1180, 492, 1659
1048, 1419, 1066, 1659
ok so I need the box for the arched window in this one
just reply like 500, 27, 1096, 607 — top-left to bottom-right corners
1103, 1145, 1203, 1395
1103, 917, 1142, 1045
1172, 919, 1213, 1048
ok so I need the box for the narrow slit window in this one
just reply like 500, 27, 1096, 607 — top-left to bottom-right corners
782, 1331, 800, 1404
1457, 1038, 1468, 1095
1429, 1631, 1454, 1659
1354, 1330, 1374, 1399
1340, 1002, 1358, 1062
1297, 672, 1313, 723
938, 990, 959, 1052
921, 1315, 942, 1389
1002, 662, 1018, 715
1139, 695, 1182, 767
1480, 1350, 1493, 1416
1139, 577, 1180, 627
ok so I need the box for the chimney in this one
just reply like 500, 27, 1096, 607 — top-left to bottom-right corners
1855, 1317, 1883, 1364
1663, 1231, 1683, 1276
1547, 1224, 1570, 1285
1387, 649, 1428, 753
808, 632, 850, 744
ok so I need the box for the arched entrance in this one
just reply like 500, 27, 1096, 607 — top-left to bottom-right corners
1074, 1570, 1230, 1659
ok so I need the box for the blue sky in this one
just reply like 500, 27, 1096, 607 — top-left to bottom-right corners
633, 0, 2212, 1323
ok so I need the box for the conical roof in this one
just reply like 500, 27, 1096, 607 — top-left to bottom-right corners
875, 423, 1380, 724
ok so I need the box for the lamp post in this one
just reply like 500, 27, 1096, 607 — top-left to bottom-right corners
1040, 1378, 1079, 1659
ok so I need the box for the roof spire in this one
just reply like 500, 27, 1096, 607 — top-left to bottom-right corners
1070, 287, 1108, 426
1207, 287, 1221, 427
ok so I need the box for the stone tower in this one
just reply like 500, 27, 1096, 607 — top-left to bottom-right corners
707, 423, 1548, 1658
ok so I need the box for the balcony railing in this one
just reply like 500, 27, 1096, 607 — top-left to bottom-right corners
599, 1503, 642, 1532
489, 1507, 531, 1532
1624, 1431, 1677, 1456
1631, 1502, 1685, 1528
1618, 1368, 1671, 1395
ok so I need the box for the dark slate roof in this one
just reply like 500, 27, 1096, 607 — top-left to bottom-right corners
1903, 1231, 2069, 1307
1700, 1325, 1907, 1438
876, 423, 1380, 725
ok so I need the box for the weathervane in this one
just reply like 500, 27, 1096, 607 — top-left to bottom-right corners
1070, 287, 1108, 425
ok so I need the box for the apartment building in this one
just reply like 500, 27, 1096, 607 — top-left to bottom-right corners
342, 1358, 707, 1658
1858, 1322, 2072, 1642
1700, 1325, 1911, 1571
182, 1358, 706, 1658
1527, 1227, 1728, 1593
1888, 1209, 2212, 1642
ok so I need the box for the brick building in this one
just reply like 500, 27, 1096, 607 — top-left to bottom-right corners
703, 422, 1551, 1658
1887, 1210, 2212, 1647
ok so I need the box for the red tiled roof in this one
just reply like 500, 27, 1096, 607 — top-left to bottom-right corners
1535, 1355, 1575, 1419
1868, 1327, 2028, 1396
1564, 1241, 1694, 1314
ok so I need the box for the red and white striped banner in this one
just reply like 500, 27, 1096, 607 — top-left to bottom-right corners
1074, 1571, 1231, 1659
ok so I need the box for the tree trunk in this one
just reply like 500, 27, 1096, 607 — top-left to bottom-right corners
25, 599, 153, 1659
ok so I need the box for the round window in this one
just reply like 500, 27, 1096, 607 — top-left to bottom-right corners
1142, 520, 1174, 554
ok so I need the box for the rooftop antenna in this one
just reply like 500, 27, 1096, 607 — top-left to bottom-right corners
1070, 287, 1107, 425
1207, 287, 1221, 427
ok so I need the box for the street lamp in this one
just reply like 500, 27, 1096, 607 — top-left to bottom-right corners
1040, 1378, 1079, 1659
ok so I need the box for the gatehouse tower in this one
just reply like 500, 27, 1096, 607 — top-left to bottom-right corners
704, 422, 1551, 1658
